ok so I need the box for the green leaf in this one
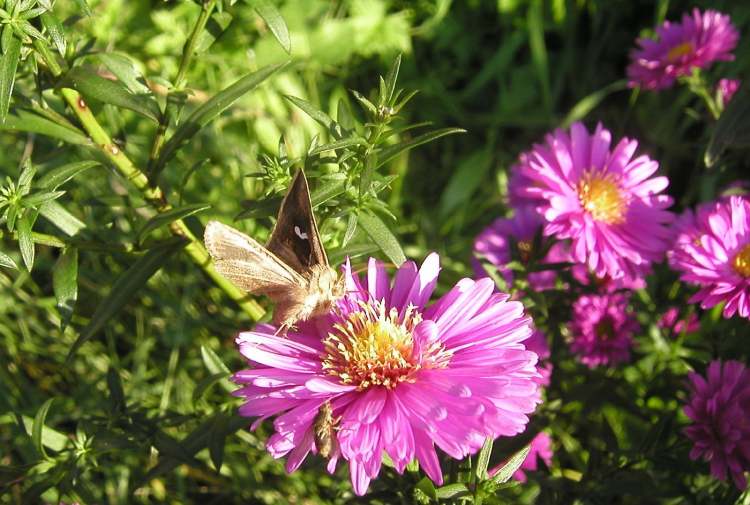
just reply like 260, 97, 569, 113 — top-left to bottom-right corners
96, 53, 150, 94
343, 212, 358, 246
66, 239, 185, 361
310, 173, 347, 207
17, 415, 67, 452
22, 190, 65, 207
73, 0, 91, 16
52, 247, 77, 329
490, 444, 530, 484
62, 66, 160, 122
308, 136, 366, 155
415, 477, 437, 500
358, 211, 406, 266
194, 12, 233, 54
284, 94, 334, 130
382, 53, 401, 104
439, 148, 492, 218
32, 398, 54, 459
200, 345, 234, 393
38, 161, 99, 189
192, 371, 230, 403
106, 366, 125, 413
706, 84, 750, 167
40, 11, 66, 55
0, 250, 17, 269
0, 35, 21, 123
253, 0, 291, 53
16, 214, 34, 271
528, 0, 550, 111
136, 204, 210, 244
155, 62, 286, 174
376, 128, 465, 168
562, 80, 628, 128
435, 483, 470, 499
0, 109, 90, 145
476, 437, 494, 480
208, 414, 227, 472
39, 201, 85, 236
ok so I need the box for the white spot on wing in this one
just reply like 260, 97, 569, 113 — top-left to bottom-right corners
294, 225, 309, 240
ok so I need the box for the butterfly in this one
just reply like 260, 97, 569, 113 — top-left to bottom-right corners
313, 400, 342, 458
204, 169, 344, 332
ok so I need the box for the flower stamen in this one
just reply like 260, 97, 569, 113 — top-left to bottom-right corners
577, 171, 627, 224
732, 244, 750, 277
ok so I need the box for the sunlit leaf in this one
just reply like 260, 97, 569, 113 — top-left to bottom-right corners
358, 211, 406, 266
53, 247, 78, 329
32, 398, 55, 459
252, 0, 291, 54
136, 203, 210, 244
0, 35, 21, 123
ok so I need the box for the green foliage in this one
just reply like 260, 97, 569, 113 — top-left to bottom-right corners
0, 0, 749, 504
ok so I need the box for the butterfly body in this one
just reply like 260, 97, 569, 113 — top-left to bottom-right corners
204, 170, 343, 332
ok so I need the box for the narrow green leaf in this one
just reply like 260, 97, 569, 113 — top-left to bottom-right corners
66, 239, 185, 361
706, 84, 750, 167
194, 12, 233, 54
0, 109, 90, 145
253, 0, 291, 54
284, 94, 334, 130
62, 67, 160, 122
308, 136, 366, 155
310, 173, 347, 207
18, 415, 67, 451
490, 445, 530, 484
0, 250, 17, 269
16, 214, 34, 271
234, 195, 282, 221
435, 483, 470, 499
208, 414, 227, 472
155, 62, 286, 174
528, 0, 550, 111
96, 53, 150, 94
136, 204, 210, 244
350, 89, 377, 117
383, 54, 401, 104
343, 212, 358, 246
32, 398, 55, 459
439, 148, 492, 218
192, 371, 230, 403
40, 11, 66, 55
200, 345, 234, 393
22, 190, 65, 207
358, 211, 406, 266
39, 201, 85, 236
73, 0, 91, 16
106, 366, 125, 413
53, 247, 78, 329
562, 80, 628, 129
476, 437, 494, 480
376, 128, 465, 169
38, 161, 99, 189
0, 35, 21, 123
18, 160, 35, 193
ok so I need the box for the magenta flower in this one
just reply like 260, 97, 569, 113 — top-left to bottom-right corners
568, 293, 639, 368
233, 254, 542, 495
669, 196, 750, 319
511, 121, 674, 281
684, 360, 750, 489
473, 206, 561, 291
627, 9, 739, 90
717, 78, 741, 107
658, 306, 700, 336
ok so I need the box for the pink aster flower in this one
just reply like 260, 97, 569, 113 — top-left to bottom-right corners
473, 206, 562, 291
658, 306, 700, 336
233, 253, 542, 495
684, 360, 750, 489
627, 9, 739, 90
568, 293, 639, 368
669, 196, 750, 319
717, 78, 741, 107
511, 121, 674, 280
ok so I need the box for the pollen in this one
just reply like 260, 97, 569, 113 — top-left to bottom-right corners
577, 171, 627, 224
666, 42, 694, 62
732, 243, 750, 278
321, 300, 449, 390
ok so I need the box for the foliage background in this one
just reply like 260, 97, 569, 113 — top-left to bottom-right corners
1, 0, 749, 503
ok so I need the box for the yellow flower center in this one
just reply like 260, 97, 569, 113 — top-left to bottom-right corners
321, 301, 450, 390
518, 240, 532, 262
732, 244, 750, 277
666, 42, 694, 62
577, 171, 627, 224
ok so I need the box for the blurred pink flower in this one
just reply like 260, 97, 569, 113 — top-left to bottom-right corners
569, 293, 639, 368
684, 360, 750, 489
627, 9, 739, 90
473, 206, 563, 291
717, 78, 741, 107
669, 196, 750, 319
233, 254, 542, 495
511, 121, 674, 281
524, 329, 552, 387
658, 306, 700, 336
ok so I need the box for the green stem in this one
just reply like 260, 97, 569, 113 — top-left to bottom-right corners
147, 0, 217, 174
34, 38, 264, 321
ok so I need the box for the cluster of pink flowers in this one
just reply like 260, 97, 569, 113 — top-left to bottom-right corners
225, 7, 748, 496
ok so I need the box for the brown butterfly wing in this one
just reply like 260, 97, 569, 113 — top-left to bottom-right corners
204, 220, 305, 293
266, 169, 329, 274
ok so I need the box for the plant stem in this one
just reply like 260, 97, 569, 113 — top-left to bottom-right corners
147, 0, 217, 174
34, 39, 265, 321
